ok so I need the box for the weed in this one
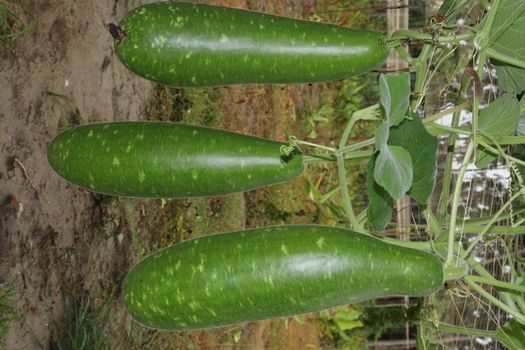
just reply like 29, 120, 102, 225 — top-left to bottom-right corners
0, 280, 17, 346
49, 293, 110, 350
0, 0, 28, 54
147, 86, 223, 126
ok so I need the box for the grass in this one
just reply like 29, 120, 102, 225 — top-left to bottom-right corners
147, 86, 223, 127
0, 0, 27, 54
49, 294, 110, 350
0, 280, 17, 346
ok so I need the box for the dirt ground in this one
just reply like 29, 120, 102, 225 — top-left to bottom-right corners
0, 0, 323, 349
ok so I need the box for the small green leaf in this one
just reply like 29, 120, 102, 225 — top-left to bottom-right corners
379, 73, 410, 126
333, 309, 363, 331
233, 330, 242, 343
367, 153, 393, 231
374, 145, 413, 200
495, 319, 525, 350
476, 95, 520, 168
389, 115, 438, 204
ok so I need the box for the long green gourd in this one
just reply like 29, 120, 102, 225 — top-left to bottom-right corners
111, 2, 388, 86
123, 225, 444, 330
47, 122, 303, 197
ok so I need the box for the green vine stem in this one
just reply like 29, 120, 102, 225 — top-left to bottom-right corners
336, 154, 365, 233
461, 189, 525, 259
336, 139, 375, 156
463, 276, 525, 325
338, 104, 380, 149
423, 101, 472, 123
444, 264, 468, 281
478, 140, 525, 167
434, 321, 497, 338
487, 47, 525, 69
466, 275, 525, 293
455, 225, 525, 235
292, 139, 335, 152
302, 150, 373, 165
411, 44, 433, 112
464, 253, 520, 315
445, 139, 475, 268
389, 30, 475, 43
462, 208, 525, 226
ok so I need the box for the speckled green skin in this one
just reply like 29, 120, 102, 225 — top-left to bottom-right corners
114, 2, 388, 87
123, 225, 444, 330
47, 122, 303, 198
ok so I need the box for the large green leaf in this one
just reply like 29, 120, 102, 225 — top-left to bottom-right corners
476, 95, 520, 168
490, 0, 525, 93
374, 144, 413, 200
495, 64, 525, 93
489, 0, 525, 43
367, 153, 393, 231
389, 115, 438, 204
379, 73, 410, 126
495, 320, 525, 350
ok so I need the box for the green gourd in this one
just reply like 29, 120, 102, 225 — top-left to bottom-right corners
112, 2, 388, 87
47, 122, 303, 198
122, 225, 444, 330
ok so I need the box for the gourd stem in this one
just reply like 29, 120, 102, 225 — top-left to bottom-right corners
293, 139, 336, 152
390, 30, 475, 43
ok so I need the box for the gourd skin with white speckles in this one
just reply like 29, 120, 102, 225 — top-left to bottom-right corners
47, 122, 303, 198
114, 2, 388, 87
123, 225, 444, 330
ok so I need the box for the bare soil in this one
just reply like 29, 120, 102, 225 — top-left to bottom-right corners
0, 0, 322, 349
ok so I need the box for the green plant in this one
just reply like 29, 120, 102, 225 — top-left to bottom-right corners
49, 294, 109, 350
0, 0, 27, 54
0, 281, 17, 345
122, 225, 443, 330
110, 2, 387, 87
47, 122, 304, 197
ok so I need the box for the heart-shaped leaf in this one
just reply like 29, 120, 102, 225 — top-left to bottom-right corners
374, 144, 413, 200
476, 95, 520, 168
389, 115, 438, 204
379, 73, 410, 126
367, 153, 394, 231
